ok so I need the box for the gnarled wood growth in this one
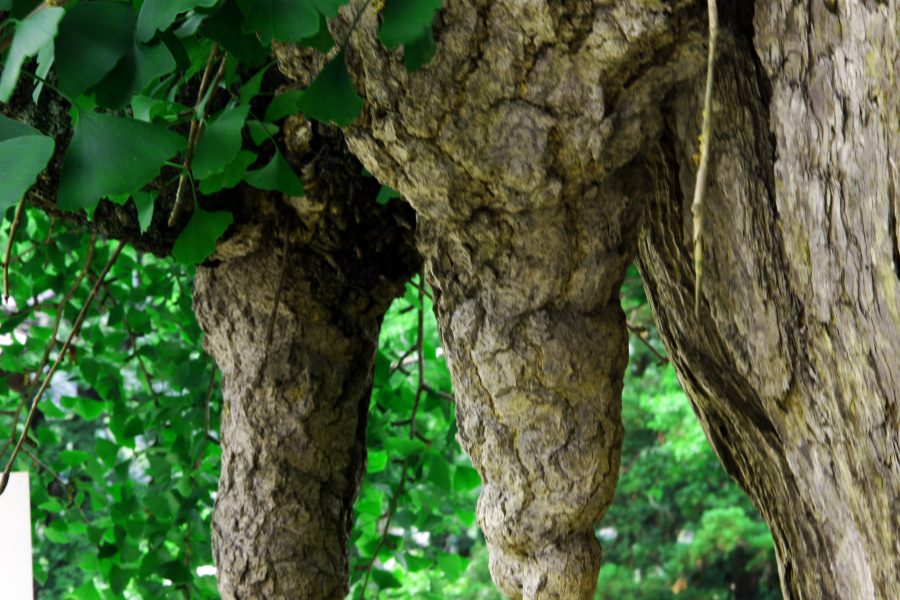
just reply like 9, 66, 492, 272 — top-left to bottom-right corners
638, 2, 900, 597
192, 130, 418, 599
276, 2, 709, 597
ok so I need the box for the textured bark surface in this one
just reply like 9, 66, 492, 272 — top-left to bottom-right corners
193, 131, 418, 599
276, 2, 710, 597
637, 2, 900, 597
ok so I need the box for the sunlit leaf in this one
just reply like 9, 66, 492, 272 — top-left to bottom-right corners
0, 7, 64, 103
452, 466, 481, 492
367, 450, 388, 474
0, 115, 55, 213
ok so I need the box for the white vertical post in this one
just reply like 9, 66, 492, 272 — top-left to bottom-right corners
0, 472, 34, 600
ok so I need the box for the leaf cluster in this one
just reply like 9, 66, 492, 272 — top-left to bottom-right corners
0, 0, 440, 263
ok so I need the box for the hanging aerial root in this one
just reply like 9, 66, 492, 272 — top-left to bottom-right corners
692, 0, 719, 317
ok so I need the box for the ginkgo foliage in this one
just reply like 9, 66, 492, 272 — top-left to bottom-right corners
0, 0, 436, 264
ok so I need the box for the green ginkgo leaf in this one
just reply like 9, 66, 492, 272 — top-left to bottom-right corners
58, 111, 185, 212
379, 0, 441, 50
0, 115, 55, 213
265, 91, 304, 122
309, 0, 349, 18
93, 40, 177, 109
452, 466, 481, 492
375, 186, 400, 205
300, 13, 334, 52
199, 150, 257, 194
201, 0, 268, 63
244, 149, 304, 196
136, 0, 219, 43
132, 191, 157, 234
296, 52, 363, 127
404, 29, 436, 72
192, 105, 250, 180
54, 1, 136, 99
236, 0, 319, 44
0, 7, 65, 103
172, 208, 233, 264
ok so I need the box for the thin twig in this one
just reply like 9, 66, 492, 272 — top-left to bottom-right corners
361, 272, 430, 597
168, 47, 227, 226
389, 346, 416, 375
626, 323, 669, 366
258, 232, 291, 385
2, 300, 53, 318
264, 233, 290, 353
423, 384, 454, 403
340, 0, 373, 53
20, 447, 88, 521
0, 240, 125, 497
359, 465, 407, 592
0, 236, 96, 461
3, 195, 28, 302
410, 272, 426, 441
124, 320, 159, 403
692, 0, 718, 317
406, 277, 432, 301
194, 364, 219, 470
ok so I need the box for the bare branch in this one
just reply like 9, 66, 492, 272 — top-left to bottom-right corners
0, 239, 125, 497
2, 195, 27, 302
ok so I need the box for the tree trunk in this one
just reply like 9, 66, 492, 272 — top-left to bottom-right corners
281, 0, 900, 597
192, 135, 418, 599
414, 195, 632, 599
291, 2, 706, 597
637, 2, 900, 597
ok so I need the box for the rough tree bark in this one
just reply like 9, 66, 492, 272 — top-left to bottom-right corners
279, 0, 899, 597
190, 128, 418, 599
637, 1, 900, 598
277, 1, 706, 597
